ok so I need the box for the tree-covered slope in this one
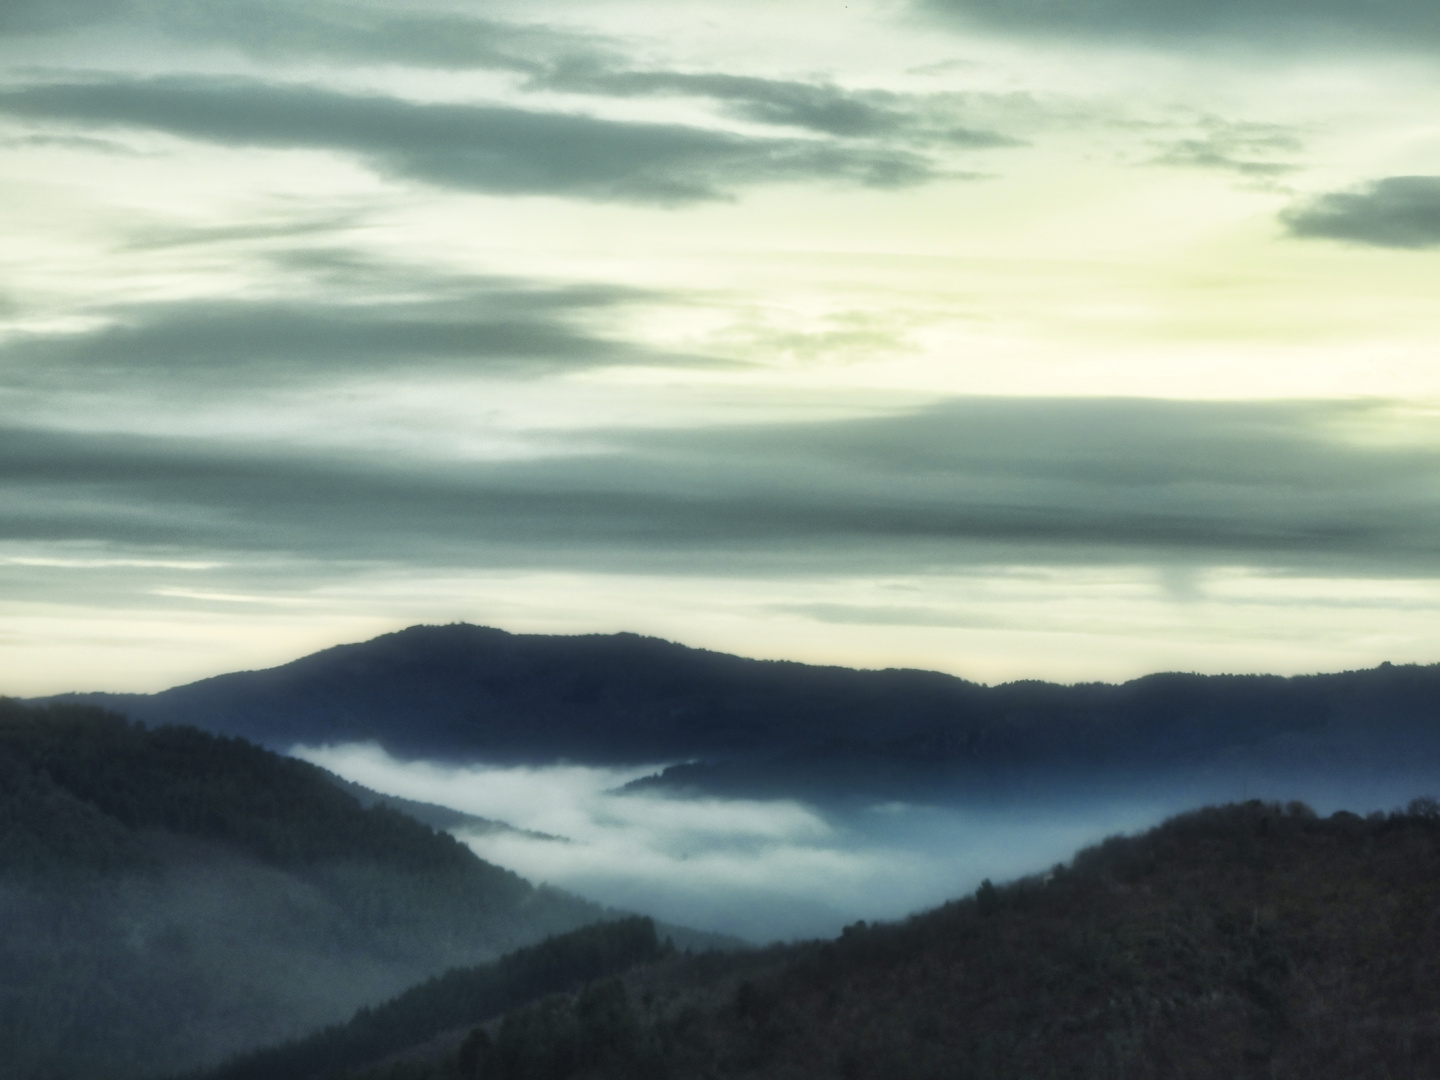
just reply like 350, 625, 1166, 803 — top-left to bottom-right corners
0, 699, 608, 1080
184, 916, 667, 1080
335, 800, 1440, 1080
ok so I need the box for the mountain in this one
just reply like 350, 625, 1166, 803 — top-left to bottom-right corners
0, 699, 612, 1080
203, 799, 1440, 1080
44, 623, 1440, 803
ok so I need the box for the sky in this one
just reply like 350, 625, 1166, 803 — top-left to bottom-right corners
6, 0, 1440, 694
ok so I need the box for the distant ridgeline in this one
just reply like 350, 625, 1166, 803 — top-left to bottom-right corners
45, 623, 1440, 801
0, 699, 609, 1080
180, 799, 1440, 1080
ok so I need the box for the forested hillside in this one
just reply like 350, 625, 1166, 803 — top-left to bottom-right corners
0, 700, 608, 1080
185, 917, 667, 1080
266, 800, 1440, 1080
48, 624, 1440, 803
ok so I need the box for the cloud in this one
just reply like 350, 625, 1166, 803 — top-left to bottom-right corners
533, 64, 1018, 148
0, 289, 674, 392
0, 76, 940, 203
771, 602, 1012, 630
1147, 119, 1302, 180
5, 398, 1440, 578
920, 0, 1440, 49
0, 253, 698, 399
120, 215, 366, 251
1281, 176, 1440, 249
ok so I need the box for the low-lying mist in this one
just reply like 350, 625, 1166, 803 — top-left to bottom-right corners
293, 744, 1440, 942
285, 745, 1277, 940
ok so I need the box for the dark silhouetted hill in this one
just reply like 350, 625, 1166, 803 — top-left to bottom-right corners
42, 624, 1440, 802
0, 699, 610, 1080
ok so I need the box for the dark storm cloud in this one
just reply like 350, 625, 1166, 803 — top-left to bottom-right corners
921, 0, 1440, 48
1281, 177, 1440, 249
0, 77, 938, 203
5, 399, 1440, 578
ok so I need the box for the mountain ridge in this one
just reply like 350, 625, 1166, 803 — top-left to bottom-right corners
36, 623, 1440, 803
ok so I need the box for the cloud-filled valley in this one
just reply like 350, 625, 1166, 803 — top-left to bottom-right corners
294, 739, 1440, 942
292, 741, 1182, 940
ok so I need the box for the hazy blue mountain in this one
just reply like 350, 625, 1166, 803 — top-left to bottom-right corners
43, 624, 1440, 804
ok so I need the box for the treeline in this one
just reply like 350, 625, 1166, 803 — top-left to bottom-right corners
352, 799, 1440, 1080
183, 917, 666, 1080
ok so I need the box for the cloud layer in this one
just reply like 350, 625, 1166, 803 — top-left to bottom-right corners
4, 399, 1439, 579
2, 287, 671, 392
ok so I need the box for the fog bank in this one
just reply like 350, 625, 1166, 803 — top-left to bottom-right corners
295, 744, 1201, 940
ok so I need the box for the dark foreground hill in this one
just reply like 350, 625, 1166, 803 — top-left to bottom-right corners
0, 699, 612, 1080
223, 799, 1440, 1080
47, 623, 1440, 802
